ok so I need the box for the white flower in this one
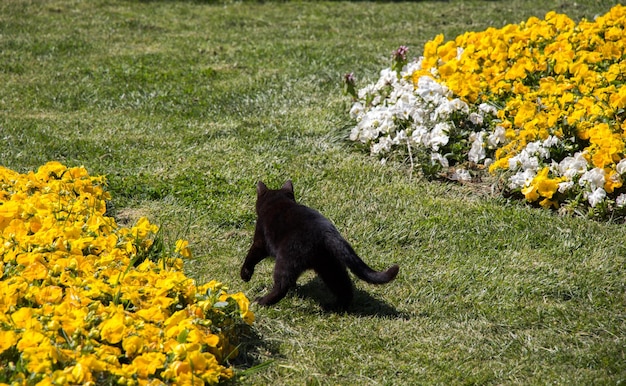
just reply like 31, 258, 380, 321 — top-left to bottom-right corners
429, 122, 450, 151
523, 140, 551, 160
349, 102, 364, 120
558, 181, 574, 193
434, 99, 454, 120
508, 152, 539, 172
357, 84, 377, 101
372, 136, 393, 154
616, 158, 626, 175
431, 152, 449, 168
468, 131, 486, 163
579, 167, 605, 190
478, 103, 498, 116
543, 135, 559, 148
410, 125, 429, 146
449, 98, 469, 113
410, 107, 427, 124
524, 141, 541, 155
392, 91, 417, 120
416, 76, 450, 100
393, 130, 408, 144
509, 169, 536, 190
451, 168, 472, 182
400, 58, 423, 78
585, 187, 606, 207
487, 126, 506, 148
374, 68, 398, 90
456, 46, 464, 60
468, 112, 483, 125
616, 194, 626, 207
349, 126, 361, 142
559, 152, 589, 179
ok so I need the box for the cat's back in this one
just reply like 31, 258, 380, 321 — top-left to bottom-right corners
260, 195, 334, 236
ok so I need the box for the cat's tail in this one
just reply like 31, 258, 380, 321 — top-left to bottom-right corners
328, 237, 399, 284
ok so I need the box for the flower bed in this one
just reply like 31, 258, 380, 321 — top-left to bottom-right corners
0, 162, 253, 385
346, 5, 626, 218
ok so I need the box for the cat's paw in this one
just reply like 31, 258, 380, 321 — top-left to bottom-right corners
240, 266, 253, 282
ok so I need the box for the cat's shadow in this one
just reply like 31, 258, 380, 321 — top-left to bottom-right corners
294, 277, 409, 319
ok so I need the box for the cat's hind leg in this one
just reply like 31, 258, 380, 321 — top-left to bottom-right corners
315, 259, 354, 309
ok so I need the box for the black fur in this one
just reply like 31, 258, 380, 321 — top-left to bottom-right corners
241, 180, 399, 308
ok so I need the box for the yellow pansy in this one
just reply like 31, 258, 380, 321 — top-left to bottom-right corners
99, 307, 127, 344
0, 330, 18, 354
175, 239, 192, 258
122, 335, 144, 358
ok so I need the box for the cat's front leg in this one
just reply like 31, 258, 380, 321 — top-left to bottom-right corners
241, 241, 267, 282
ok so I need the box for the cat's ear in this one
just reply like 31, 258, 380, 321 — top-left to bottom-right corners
257, 181, 268, 196
282, 180, 294, 193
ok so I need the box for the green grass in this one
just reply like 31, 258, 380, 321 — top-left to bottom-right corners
1, 0, 625, 384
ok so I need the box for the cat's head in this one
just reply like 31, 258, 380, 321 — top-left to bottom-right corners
256, 180, 295, 209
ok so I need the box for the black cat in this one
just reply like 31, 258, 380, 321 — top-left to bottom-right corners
241, 180, 399, 308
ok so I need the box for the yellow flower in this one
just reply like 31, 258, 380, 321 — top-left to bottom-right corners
175, 239, 192, 258
534, 167, 561, 200
226, 292, 255, 325
127, 352, 166, 379
16, 329, 47, 351
34, 285, 64, 305
99, 307, 127, 344
122, 335, 144, 358
0, 330, 18, 354
521, 184, 540, 202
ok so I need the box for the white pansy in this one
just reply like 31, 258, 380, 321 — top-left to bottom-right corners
579, 167, 605, 190
449, 98, 469, 113
616, 158, 626, 175
349, 126, 361, 142
468, 131, 486, 163
468, 112, 483, 125
509, 169, 536, 190
543, 135, 559, 148
558, 181, 574, 193
451, 168, 472, 182
434, 99, 454, 119
487, 126, 506, 147
400, 58, 424, 78
374, 68, 398, 90
478, 103, 498, 116
394, 130, 408, 143
431, 153, 449, 168
357, 84, 377, 101
416, 76, 450, 100
616, 194, 626, 207
410, 125, 429, 145
349, 102, 365, 120
347, 56, 499, 175
372, 136, 394, 154
585, 187, 606, 207
524, 141, 541, 155
456, 46, 464, 60
508, 152, 539, 172
393, 93, 417, 120
559, 152, 588, 179
410, 107, 428, 124
430, 122, 450, 151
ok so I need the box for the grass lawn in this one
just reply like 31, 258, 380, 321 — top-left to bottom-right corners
1, 0, 624, 384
